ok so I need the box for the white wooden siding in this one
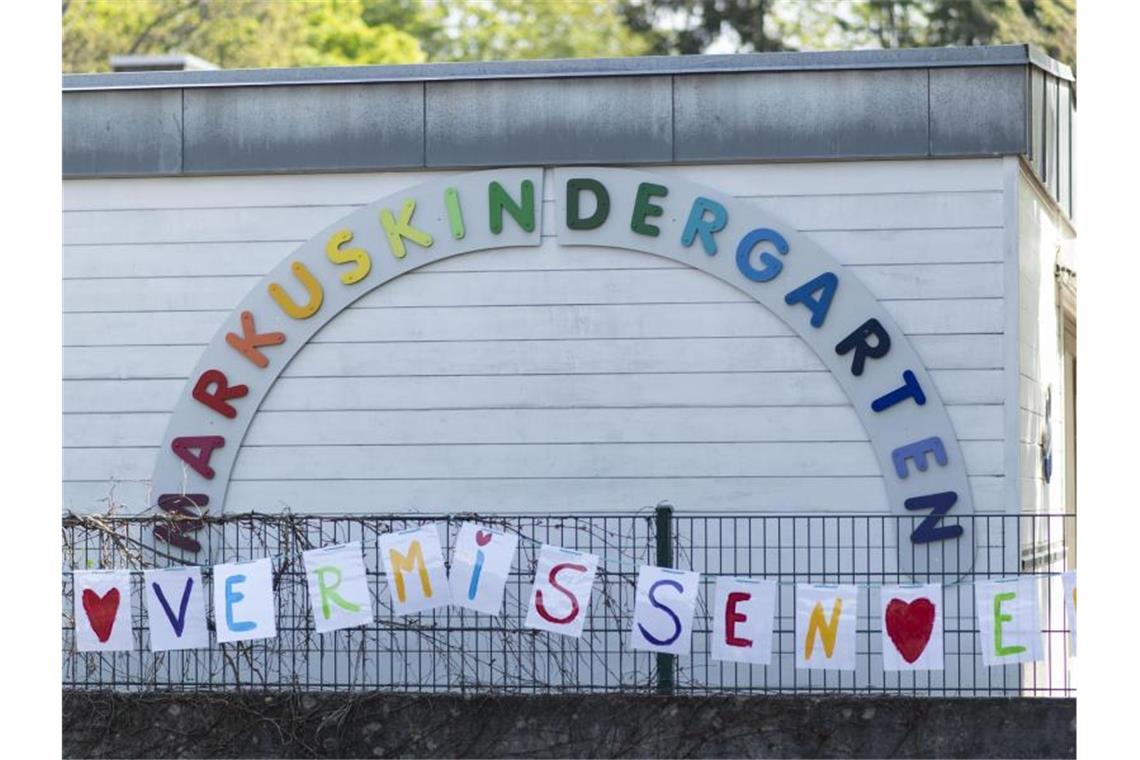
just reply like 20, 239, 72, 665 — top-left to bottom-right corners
1017, 170, 1076, 514
1014, 165, 1076, 695
62, 159, 1009, 514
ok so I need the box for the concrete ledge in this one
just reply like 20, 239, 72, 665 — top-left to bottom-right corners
62, 63, 1037, 177
183, 83, 424, 173
62, 89, 183, 176
63, 45, 1071, 90
674, 68, 929, 161
930, 67, 1029, 156
63, 690, 1075, 759
426, 76, 672, 166
60, 46, 1075, 220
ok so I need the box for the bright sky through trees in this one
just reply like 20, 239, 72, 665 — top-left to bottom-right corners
62, 0, 1075, 73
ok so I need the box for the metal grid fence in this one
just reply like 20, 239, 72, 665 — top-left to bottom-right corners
62, 510, 1075, 696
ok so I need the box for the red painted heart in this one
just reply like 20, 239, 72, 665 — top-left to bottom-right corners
81, 587, 121, 643
475, 530, 493, 547
884, 597, 935, 664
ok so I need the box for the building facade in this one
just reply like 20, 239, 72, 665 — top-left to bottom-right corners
62, 45, 1076, 694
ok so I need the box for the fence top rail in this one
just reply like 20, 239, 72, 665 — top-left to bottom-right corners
62, 510, 1077, 524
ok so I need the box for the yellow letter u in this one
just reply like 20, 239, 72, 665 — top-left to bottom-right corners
268, 261, 324, 320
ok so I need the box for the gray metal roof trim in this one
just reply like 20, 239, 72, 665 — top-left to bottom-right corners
1026, 45, 1075, 83
63, 44, 1063, 91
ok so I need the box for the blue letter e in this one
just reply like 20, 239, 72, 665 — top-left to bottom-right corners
224, 574, 256, 632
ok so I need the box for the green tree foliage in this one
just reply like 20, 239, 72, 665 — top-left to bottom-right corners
421, 1, 650, 61
297, 0, 425, 66
839, 0, 1074, 65
62, 0, 426, 72
62, 0, 649, 72
622, 0, 1074, 67
622, 0, 787, 54
62, 0, 1075, 73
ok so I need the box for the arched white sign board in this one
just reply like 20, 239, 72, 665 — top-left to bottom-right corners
150, 167, 974, 578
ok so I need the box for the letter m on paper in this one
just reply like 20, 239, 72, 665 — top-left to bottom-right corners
389, 541, 432, 602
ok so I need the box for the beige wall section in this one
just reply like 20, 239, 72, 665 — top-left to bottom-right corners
1017, 166, 1077, 517
63, 159, 1009, 514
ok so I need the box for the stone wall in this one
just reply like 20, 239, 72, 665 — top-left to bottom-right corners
62, 691, 1075, 758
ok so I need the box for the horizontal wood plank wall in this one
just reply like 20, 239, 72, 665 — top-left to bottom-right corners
1017, 171, 1075, 513
1015, 168, 1076, 695
63, 160, 1008, 513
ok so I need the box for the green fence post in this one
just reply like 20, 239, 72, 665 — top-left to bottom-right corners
655, 500, 674, 695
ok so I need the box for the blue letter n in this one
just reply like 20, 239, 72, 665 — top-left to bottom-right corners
904, 491, 964, 544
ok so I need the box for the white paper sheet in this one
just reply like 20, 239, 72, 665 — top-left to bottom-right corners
1062, 570, 1076, 656
448, 523, 519, 616
378, 524, 451, 615
880, 584, 943, 671
630, 565, 700, 655
524, 545, 599, 638
795, 584, 858, 670
975, 577, 1043, 666
74, 570, 134, 652
711, 576, 777, 665
212, 558, 277, 643
144, 567, 210, 651
303, 542, 374, 633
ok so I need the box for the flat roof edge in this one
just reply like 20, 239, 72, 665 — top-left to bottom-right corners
63, 44, 1072, 91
